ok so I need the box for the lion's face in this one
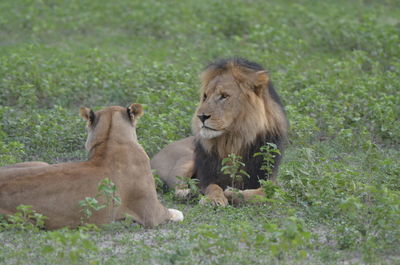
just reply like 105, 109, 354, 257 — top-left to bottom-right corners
192, 61, 287, 157
194, 72, 246, 139
193, 72, 272, 139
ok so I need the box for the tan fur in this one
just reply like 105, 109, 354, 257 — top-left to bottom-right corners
0, 162, 49, 169
199, 184, 228, 206
193, 65, 287, 158
224, 187, 265, 205
194, 65, 287, 204
151, 136, 195, 189
0, 104, 183, 229
151, 61, 287, 205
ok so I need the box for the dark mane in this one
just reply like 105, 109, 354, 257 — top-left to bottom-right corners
194, 58, 287, 192
194, 133, 283, 191
204, 57, 265, 72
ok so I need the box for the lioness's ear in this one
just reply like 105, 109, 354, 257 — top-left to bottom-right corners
128, 103, 143, 119
254, 71, 269, 95
80, 107, 95, 123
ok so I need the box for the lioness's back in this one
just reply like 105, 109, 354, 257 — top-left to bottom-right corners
0, 104, 182, 229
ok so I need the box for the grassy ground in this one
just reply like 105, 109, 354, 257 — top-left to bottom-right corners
0, 0, 399, 264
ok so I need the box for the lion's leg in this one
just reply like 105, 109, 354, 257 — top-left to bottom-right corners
224, 187, 265, 205
172, 159, 195, 199
199, 184, 228, 207
151, 136, 195, 189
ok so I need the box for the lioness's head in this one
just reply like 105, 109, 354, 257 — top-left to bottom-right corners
80, 103, 143, 151
192, 58, 287, 156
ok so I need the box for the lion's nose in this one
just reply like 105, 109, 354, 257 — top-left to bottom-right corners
197, 114, 211, 123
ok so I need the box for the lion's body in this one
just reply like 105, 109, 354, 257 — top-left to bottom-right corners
193, 128, 283, 191
151, 58, 288, 205
0, 105, 183, 229
150, 136, 194, 189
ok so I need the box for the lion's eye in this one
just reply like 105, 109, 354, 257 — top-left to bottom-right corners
219, 93, 229, 100
203, 94, 207, 102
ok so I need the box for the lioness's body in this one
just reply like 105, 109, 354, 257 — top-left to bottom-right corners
0, 161, 49, 169
152, 58, 288, 206
0, 105, 182, 229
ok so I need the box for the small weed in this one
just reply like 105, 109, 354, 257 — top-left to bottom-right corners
262, 216, 311, 259
0, 205, 47, 231
42, 230, 100, 264
254, 143, 281, 177
97, 178, 121, 210
153, 171, 165, 194
78, 197, 105, 224
175, 176, 201, 203
221, 153, 250, 190
259, 179, 279, 199
79, 178, 121, 224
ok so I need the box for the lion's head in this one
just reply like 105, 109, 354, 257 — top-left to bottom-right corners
192, 58, 288, 158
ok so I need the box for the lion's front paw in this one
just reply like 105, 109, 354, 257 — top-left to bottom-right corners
224, 188, 245, 205
174, 188, 192, 200
199, 193, 228, 207
225, 187, 266, 205
200, 184, 228, 206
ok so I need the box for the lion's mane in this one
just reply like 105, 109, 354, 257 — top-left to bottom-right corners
192, 58, 288, 191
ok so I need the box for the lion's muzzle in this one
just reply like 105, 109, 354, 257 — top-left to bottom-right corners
197, 113, 211, 123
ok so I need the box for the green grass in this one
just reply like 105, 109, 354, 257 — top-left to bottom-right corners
0, 0, 399, 264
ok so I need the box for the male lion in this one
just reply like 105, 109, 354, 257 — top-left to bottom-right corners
151, 58, 288, 206
0, 104, 183, 229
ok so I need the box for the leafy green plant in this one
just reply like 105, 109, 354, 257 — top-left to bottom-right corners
78, 197, 105, 223
174, 176, 201, 203
259, 179, 279, 200
153, 171, 165, 194
0, 140, 25, 166
262, 216, 311, 259
221, 153, 250, 189
189, 224, 222, 255
97, 178, 121, 210
0, 205, 47, 231
78, 178, 121, 224
254, 143, 281, 177
42, 230, 99, 264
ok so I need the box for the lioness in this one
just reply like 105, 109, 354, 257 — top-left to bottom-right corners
0, 104, 183, 229
151, 58, 288, 206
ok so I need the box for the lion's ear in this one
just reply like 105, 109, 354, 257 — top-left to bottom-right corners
80, 107, 95, 123
128, 103, 144, 119
254, 71, 269, 96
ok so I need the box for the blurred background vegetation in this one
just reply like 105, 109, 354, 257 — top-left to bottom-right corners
0, 0, 399, 263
